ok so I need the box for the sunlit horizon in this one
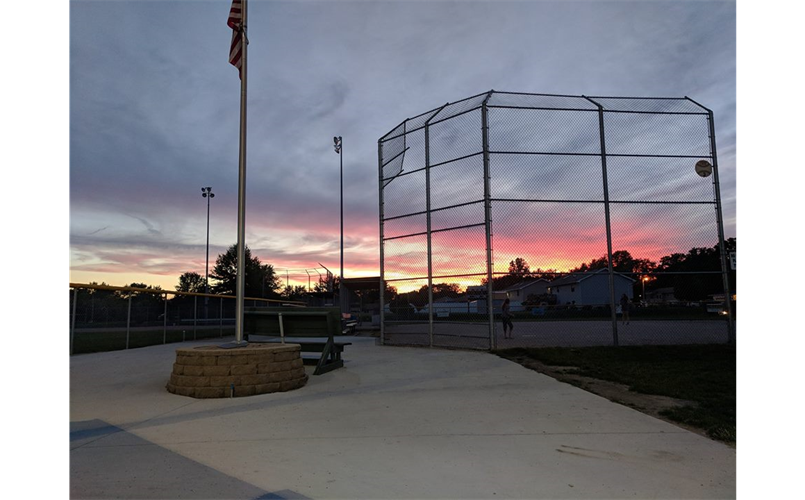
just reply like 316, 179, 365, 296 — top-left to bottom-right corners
70, 234, 732, 295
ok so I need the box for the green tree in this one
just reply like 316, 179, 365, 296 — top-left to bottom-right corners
259, 264, 283, 298
352, 283, 396, 310
408, 282, 463, 307
119, 282, 164, 325
209, 244, 282, 297
432, 282, 462, 299
570, 250, 656, 275
529, 267, 559, 280
384, 283, 397, 303
313, 273, 337, 293
120, 282, 163, 298
176, 271, 206, 293
281, 285, 308, 300
80, 282, 118, 325
508, 257, 531, 276
655, 238, 736, 301
570, 250, 662, 298
481, 256, 540, 290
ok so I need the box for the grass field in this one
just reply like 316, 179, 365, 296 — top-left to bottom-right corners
495, 344, 736, 443
71, 327, 236, 354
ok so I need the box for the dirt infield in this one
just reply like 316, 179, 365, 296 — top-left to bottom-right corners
383, 319, 730, 349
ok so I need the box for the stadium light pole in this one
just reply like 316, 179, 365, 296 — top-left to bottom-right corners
642, 276, 648, 303
334, 136, 344, 314
202, 187, 215, 302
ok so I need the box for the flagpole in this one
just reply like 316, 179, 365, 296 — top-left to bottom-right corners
234, 0, 248, 346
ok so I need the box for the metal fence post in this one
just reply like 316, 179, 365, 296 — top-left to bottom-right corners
585, 96, 619, 346
220, 296, 224, 337
126, 293, 132, 350
71, 288, 78, 355
708, 111, 735, 343
163, 293, 168, 344
193, 295, 198, 340
425, 118, 434, 347
424, 103, 447, 348
378, 138, 386, 345
481, 91, 496, 350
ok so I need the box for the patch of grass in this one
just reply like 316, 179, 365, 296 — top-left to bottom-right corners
72, 328, 236, 354
496, 344, 735, 442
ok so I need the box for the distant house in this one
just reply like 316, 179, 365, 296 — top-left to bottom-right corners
465, 285, 507, 300
465, 285, 507, 314
502, 279, 550, 311
418, 297, 478, 316
546, 269, 634, 306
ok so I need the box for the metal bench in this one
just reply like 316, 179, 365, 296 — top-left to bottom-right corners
341, 313, 358, 335
244, 308, 351, 375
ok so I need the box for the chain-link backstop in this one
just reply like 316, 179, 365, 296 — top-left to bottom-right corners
378, 90, 734, 350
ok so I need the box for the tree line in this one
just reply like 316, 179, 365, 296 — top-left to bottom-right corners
73, 244, 320, 326
77, 238, 735, 312
174, 243, 328, 301
388, 238, 736, 307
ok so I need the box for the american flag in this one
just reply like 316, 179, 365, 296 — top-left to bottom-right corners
227, 0, 244, 78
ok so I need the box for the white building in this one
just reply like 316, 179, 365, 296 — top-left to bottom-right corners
418, 297, 479, 317
502, 279, 550, 311
547, 269, 634, 306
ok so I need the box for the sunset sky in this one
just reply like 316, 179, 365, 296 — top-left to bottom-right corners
68, 0, 737, 292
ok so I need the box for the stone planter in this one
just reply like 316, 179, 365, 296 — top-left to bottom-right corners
166, 343, 308, 398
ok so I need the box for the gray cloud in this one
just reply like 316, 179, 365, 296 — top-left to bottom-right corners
70, 0, 736, 288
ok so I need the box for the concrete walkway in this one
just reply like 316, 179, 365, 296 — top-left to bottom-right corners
70, 336, 735, 499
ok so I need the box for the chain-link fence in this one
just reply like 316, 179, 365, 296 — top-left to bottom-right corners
69, 283, 306, 354
274, 267, 334, 295
379, 91, 734, 350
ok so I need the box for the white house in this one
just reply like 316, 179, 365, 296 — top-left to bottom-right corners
418, 297, 479, 317
547, 269, 634, 306
502, 279, 550, 311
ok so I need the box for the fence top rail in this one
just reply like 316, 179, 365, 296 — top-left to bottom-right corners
244, 310, 330, 316
69, 282, 306, 306
379, 90, 706, 141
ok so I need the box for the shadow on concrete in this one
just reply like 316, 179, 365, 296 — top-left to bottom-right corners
71, 419, 310, 500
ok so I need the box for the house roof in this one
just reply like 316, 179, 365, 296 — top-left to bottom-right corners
502, 279, 549, 292
433, 296, 470, 303
548, 268, 636, 287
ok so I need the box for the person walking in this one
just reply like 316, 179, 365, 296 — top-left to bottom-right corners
501, 297, 514, 339
620, 293, 631, 325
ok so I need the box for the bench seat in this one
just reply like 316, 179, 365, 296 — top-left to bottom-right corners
244, 308, 351, 375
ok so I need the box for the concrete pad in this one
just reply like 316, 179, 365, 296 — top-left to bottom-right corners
71, 336, 735, 499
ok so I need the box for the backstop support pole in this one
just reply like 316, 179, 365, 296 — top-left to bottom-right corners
482, 91, 496, 350
586, 96, 619, 346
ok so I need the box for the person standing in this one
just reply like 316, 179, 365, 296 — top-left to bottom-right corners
620, 293, 631, 325
501, 297, 514, 339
